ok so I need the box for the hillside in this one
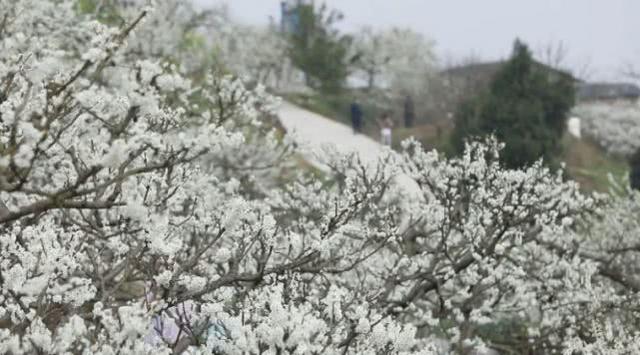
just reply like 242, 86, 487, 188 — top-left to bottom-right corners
287, 92, 629, 193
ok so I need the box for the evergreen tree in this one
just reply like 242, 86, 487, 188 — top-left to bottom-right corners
451, 40, 575, 168
287, 2, 351, 93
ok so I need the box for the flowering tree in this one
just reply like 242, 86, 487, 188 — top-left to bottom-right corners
118, 1, 289, 87
350, 26, 393, 90
560, 188, 640, 354
350, 27, 439, 125
0, 1, 639, 354
351, 27, 437, 93
214, 23, 290, 88
572, 102, 640, 157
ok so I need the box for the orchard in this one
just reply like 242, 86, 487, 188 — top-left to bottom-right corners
0, 1, 639, 354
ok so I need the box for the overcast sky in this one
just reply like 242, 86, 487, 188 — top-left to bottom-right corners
195, 0, 640, 81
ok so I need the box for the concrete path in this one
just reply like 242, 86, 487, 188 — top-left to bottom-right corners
277, 101, 385, 169
277, 100, 420, 202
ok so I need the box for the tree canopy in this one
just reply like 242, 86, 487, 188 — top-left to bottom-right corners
452, 40, 576, 168
286, 2, 351, 93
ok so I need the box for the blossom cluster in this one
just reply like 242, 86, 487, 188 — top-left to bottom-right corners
0, 1, 639, 354
572, 101, 640, 156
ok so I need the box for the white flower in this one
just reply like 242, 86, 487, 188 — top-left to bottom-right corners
101, 139, 128, 168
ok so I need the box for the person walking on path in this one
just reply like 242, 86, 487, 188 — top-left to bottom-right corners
378, 112, 394, 146
350, 100, 363, 134
403, 95, 415, 128
630, 147, 640, 191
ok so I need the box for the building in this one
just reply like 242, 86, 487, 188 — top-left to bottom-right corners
441, 60, 578, 95
280, 0, 308, 34
576, 82, 640, 103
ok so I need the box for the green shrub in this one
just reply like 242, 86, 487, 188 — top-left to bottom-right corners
451, 40, 575, 169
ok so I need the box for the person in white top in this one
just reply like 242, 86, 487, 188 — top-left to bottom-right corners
378, 112, 394, 146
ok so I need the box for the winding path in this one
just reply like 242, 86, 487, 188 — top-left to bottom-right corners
277, 101, 385, 168
277, 100, 420, 198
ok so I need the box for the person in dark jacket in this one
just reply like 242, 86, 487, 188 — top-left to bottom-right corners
350, 100, 363, 134
630, 147, 640, 191
403, 95, 415, 128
